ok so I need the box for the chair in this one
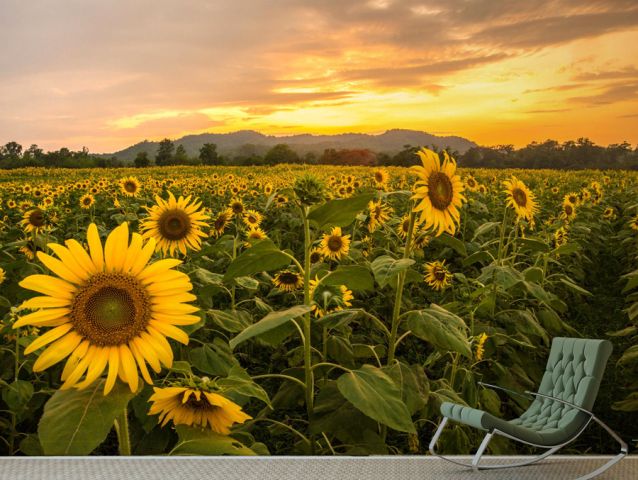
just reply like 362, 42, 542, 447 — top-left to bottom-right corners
429, 337, 627, 479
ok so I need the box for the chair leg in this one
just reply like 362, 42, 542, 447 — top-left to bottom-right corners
429, 417, 564, 471
471, 432, 492, 471
574, 415, 628, 480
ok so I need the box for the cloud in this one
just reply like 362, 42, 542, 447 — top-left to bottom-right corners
1, 0, 637, 150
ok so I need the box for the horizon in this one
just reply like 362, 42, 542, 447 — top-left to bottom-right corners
2, 1, 638, 153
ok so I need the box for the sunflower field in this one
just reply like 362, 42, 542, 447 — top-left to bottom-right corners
0, 149, 637, 457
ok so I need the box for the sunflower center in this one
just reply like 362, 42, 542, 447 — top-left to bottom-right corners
428, 172, 454, 210
158, 209, 191, 240
124, 181, 137, 193
231, 202, 243, 214
564, 205, 573, 215
278, 272, 299, 285
511, 188, 528, 207
71, 273, 151, 346
185, 393, 216, 411
434, 268, 447, 281
29, 210, 45, 227
327, 235, 343, 252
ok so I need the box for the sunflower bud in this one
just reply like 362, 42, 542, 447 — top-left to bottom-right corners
293, 174, 325, 206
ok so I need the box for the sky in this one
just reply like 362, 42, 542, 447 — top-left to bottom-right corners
1, 0, 638, 153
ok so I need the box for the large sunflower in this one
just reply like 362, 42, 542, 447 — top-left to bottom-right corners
503, 177, 538, 221
14, 223, 199, 395
308, 277, 354, 318
319, 226, 351, 260
119, 176, 141, 197
141, 192, 209, 256
411, 148, 465, 236
148, 386, 251, 434
21, 208, 49, 234
272, 270, 304, 292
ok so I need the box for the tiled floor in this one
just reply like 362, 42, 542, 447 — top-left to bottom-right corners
0, 455, 634, 480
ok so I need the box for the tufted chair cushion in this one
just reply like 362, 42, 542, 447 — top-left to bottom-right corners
440, 337, 613, 446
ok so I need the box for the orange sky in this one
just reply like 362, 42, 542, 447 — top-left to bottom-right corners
1, 0, 638, 152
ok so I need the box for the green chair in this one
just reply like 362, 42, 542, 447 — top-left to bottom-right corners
429, 337, 628, 479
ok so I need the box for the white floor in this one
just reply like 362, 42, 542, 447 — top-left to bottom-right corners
0, 455, 635, 480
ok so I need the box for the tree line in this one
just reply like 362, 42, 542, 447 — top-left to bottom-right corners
1, 137, 637, 170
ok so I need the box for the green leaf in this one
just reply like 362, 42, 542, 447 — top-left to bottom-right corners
193, 268, 223, 285
370, 255, 415, 288
234, 276, 260, 290
2, 380, 33, 413
607, 326, 638, 337
517, 237, 550, 253
223, 240, 290, 281
320, 265, 374, 291
229, 305, 312, 350
472, 221, 500, 240
216, 365, 271, 408
307, 193, 374, 229
433, 233, 467, 256
382, 362, 429, 415
618, 345, 638, 366
404, 305, 472, 358
337, 364, 415, 433
173, 425, 256, 455
613, 392, 638, 412
462, 251, 492, 267
559, 278, 592, 296
38, 379, 136, 455
190, 340, 238, 376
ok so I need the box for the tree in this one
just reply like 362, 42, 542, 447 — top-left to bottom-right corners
174, 144, 188, 165
199, 143, 219, 165
264, 144, 299, 165
156, 138, 174, 166
134, 151, 150, 168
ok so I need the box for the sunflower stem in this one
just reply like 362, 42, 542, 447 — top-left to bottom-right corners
114, 408, 131, 456
301, 206, 315, 454
386, 208, 416, 366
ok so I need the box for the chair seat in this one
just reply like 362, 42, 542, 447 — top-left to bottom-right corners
440, 401, 590, 447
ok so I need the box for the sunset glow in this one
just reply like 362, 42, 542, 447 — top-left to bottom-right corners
1, 0, 637, 152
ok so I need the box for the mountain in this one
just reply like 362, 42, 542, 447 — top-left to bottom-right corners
108, 129, 477, 162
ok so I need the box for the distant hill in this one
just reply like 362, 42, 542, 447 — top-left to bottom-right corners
108, 129, 477, 162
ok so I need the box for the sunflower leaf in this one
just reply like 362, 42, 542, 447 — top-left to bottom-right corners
38, 379, 136, 455
308, 193, 374, 229
223, 239, 290, 281
173, 425, 256, 455
229, 305, 312, 350
370, 255, 415, 288
336, 364, 416, 433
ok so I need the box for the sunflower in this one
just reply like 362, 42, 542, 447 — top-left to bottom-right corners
424, 260, 452, 291
475, 333, 488, 361
119, 176, 141, 197
309, 248, 323, 264
308, 277, 354, 318
464, 175, 479, 192
367, 200, 393, 232
554, 226, 569, 247
629, 215, 638, 232
14, 223, 199, 395
503, 177, 538, 222
229, 199, 245, 216
246, 227, 267, 241
272, 270, 304, 292
602, 207, 616, 220
396, 215, 412, 239
211, 209, 233, 238
242, 209, 263, 228
148, 385, 251, 434
372, 168, 389, 188
0, 267, 5, 285
564, 192, 580, 206
411, 148, 465, 236
21, 208, 49, 234
561, 200, 576, 221
319, 226, 351, 260
79, 193, 95, 210
141, 192, 210, 256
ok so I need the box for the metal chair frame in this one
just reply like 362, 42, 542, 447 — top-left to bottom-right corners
428, 383, 628, 479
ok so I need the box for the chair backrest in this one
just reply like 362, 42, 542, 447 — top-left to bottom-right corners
538, 337, 612, 410
515, 337, 612, 437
